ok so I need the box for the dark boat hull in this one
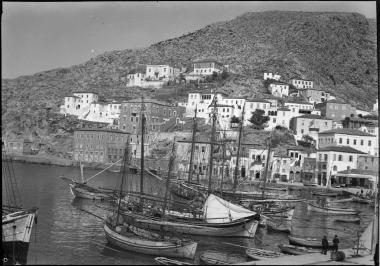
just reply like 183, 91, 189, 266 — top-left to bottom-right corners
2, 241, 29, 265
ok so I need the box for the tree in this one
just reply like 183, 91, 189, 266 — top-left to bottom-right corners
220, 70, 229, 80
248, 109, 269, 130
302, 134, 316, 147
230, 116, 240, 124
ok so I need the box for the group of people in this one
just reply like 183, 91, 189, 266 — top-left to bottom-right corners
321, 235, 339, 255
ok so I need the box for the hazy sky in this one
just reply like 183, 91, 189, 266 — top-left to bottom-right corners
2, 1, 376, 79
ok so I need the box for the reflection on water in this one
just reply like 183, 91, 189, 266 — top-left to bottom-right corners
6, 162, 374, 264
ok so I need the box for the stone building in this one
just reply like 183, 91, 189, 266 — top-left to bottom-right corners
4, 138, 32, 155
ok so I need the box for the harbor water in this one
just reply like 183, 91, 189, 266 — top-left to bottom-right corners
5, 162, 375, 264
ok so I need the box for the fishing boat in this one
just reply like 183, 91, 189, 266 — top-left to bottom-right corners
2, 145, 39, 265
334, 217, 360, 223
312, 191, 339, 197
245, 247, 283, 260
154, 257, 194, 265
61, 160, 120, 200
288, 235, 331, 248
277, 244, 319, 255
103, 134, 197, 259
307, 202, 359, 215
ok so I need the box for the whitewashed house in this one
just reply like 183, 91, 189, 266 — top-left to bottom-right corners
268, 82, 289, 97
290, 78, 314, 89
192, 59, 224, 76
60, 92, 99, 119
263, 72, 281, 81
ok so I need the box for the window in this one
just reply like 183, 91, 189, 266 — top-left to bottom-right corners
333, 165, 337, 171
349, 155, 353, 162
338, 155, 342, 161
319, 154, 322, 160
339, 138, 342, 144
346, 139, 350, 145
324, 154, 328, 161
354, 139, 357, 145
301, 129, 304, 134
201, 146, 205, 153
368, 140, 372, 147
361, 140, 364, 145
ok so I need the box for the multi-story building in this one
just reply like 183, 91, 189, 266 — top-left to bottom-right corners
119, 98, 185, 134
357, 154, 379, 172
243, 99, 271, 126
297, 88, 331, 104
86, 100, 121, 124
271, 155, 291, 182
318, 128, 376, 155
284, 100, 314, 113
316, 99, 356, 122
126, 72, 146, 87
145, 65, 179, 80
73, 128, 130, 164
289, 114, 333, 142
290, 78, 314, 89
185, 91, 226, 119
60, 92, 99, 119
3, 138, 32, 155
248, 146, 270, 180
263, 72, 281, 81
316, 146, 366, 186
268, 81, 289, 97
192, 59, 224, 76
267, 107, 293, 129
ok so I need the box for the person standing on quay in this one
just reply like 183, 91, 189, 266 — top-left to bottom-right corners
332, 235, 339, 252
321, 235, 329, 255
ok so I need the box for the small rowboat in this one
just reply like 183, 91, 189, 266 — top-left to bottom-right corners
277, 244, 319, 255
307, 203, 359, 215
245, 247, 283, 260
288, 235, 331, 248
154, 257, 194, 265
266, 219, 291, 233
334, 217, 360, 223
199, 251, 245, 265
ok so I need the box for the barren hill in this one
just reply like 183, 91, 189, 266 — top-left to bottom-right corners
2, 11, 377, 156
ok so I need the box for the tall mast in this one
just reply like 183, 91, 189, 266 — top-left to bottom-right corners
208, 94, 218, 194
140, 95, 145, 207
188, 106, 198, 183
162, 142, 176, 217
261, 129, 273, 200
116, 140, 130, 224
233, 105, 245, 192
220, 130, 227, 197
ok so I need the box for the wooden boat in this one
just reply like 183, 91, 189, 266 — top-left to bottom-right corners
2, 148, 39, 265
199, 251, 245, 265
245, 247, 283, 260
288, 235, 331, 248
154, 257, 194, 265
334, 217, 360, 223
352, 196, 372, 204
328, 197, 354, 204
69, 183, 114, 200
266, 219, 291, 233
307, 202, 359, 215
104, 222, 197, 259
312, 191, 339, 197
277, 244, 319, 255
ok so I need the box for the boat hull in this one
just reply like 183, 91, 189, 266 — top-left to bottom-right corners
334, 218, 360, 223
69, 184, 113, 200
288, 235, 330, 248
2, 210, 37, 265
307, 203, 358, 215
245, 248, 282, 260
278, 244, 318, 255
104, 224, 197, 259
121, 212, 259, 238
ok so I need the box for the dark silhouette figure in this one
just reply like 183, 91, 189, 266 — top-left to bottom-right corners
321, 235, 329, 255
374, 242, 378, 266
332, 235, 339, 252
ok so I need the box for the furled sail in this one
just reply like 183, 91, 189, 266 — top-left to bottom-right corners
202, 194, 256, 223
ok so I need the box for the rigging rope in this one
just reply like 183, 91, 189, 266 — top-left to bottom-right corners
85, 159, 123, 183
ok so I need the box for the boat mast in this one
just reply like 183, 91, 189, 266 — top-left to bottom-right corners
115, 141, 130, 225
208, 94, 218, 194
261, 129, 273, 200
233, 105, 245, 192
140, 95, 146, 208
162, 142, 177, 217
188, 106, 198, 183
220, 130, 227, 197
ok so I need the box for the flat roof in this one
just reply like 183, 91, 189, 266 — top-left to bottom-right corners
318, 128, 375, 137
317, 146, 367, 154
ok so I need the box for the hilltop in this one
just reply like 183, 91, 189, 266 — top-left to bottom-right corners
2, 11, 377, 157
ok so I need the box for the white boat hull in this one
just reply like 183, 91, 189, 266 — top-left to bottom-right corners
307, 203, 358, 215
104, 223, 197, 259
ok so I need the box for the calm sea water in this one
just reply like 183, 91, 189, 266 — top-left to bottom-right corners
4, 162, 374, 265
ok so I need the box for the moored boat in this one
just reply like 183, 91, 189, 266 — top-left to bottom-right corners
334, 217, 360, 223
307, 202, 359, 215
312, 191, 339, 197
277, 244, 319, 255
104, 222, 197, 259
266, 219, 291, 233
245, 247, 283, 260
328, 197, 354, 204
352, 196, 372, 204
288, 235, 331, 248
154, 257, 194, 265
199, 251, 245, 265
69, 183, 114, 200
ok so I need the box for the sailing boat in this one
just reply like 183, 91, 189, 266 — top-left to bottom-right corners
61, 160, 122, 200
2, 143, 38, 265
119, 94, 260, 238
103, 99, 197, 259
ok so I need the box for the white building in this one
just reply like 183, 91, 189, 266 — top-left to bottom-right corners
243, 99, 271, 126
146, 65, 178, 80
60, 92, 99, 119
185, 91, 226, 120
318, 128, 376, 155
268, 82, 289, 97
356, 109, 371, 117
220, 97, 246, 119
289, 114, 333, 142
317, 146, 366, 186
126, 72, 146, 87
248, 147, 270, 180
192, 59, 224, 76
270, 155, 291, 182
263, 72, 281, 81
86, 101, 121, 124
266, 107, 293, 130
290, 78, 314, 89
373, 99, 378, 112
284, 101, 314, 112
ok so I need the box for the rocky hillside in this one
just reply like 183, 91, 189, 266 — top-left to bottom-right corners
2, 11, 377, 157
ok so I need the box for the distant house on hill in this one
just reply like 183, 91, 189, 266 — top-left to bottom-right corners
315, 99, 356, 122
290, 78, 314, 89
297, 88, 332, 104
192, 59, 224, 76
268, 81, 289, 97
4, 138, 32, 155
263, 72, 281, 81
